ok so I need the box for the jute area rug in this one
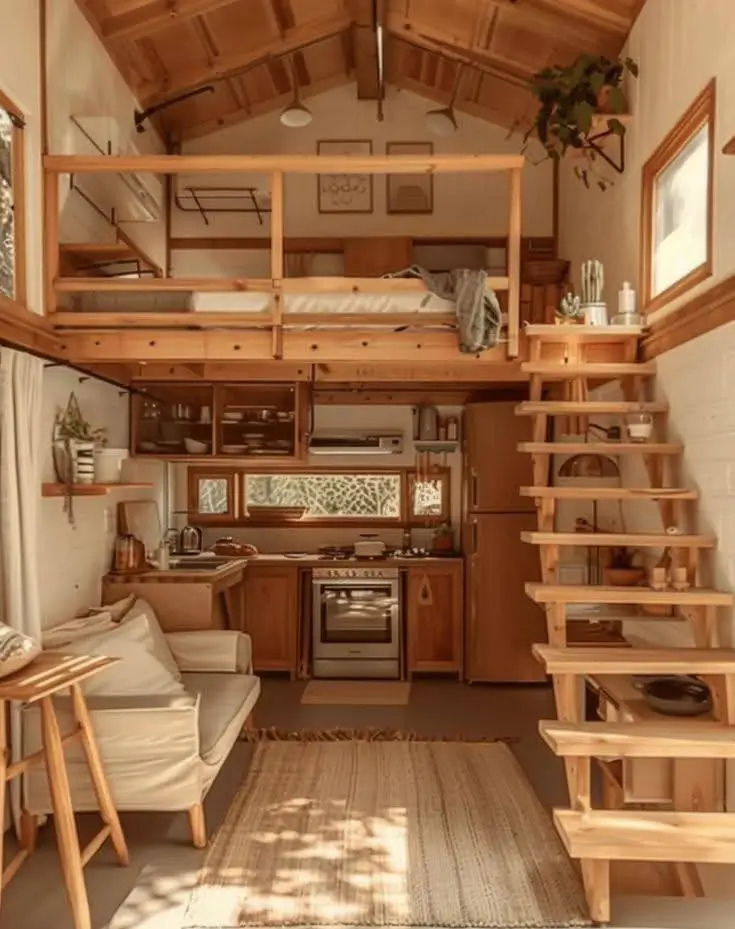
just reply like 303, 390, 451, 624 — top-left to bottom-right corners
183, 739, 589, 929
301, 681, 411, 706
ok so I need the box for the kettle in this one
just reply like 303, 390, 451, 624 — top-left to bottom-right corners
112, 533, 147, 574
179, 524, 203, 554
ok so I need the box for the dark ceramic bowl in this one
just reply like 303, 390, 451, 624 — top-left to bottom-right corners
642, 676, 712, 717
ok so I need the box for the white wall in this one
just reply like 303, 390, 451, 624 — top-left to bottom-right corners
173, 84, 553, 252
48, 0, 166, 268
39, 366, 164, 629
171, 404, 463, 553
559, 0, 735, 323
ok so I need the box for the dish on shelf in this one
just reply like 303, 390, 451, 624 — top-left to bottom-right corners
222, 411, 244, 422
184, 438, 210, 454
138, 441, 158, 452
276, 411, 295, 422
221, 444, 248, 454
247, 506, 306, 522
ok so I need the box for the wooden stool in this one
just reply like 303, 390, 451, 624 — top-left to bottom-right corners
0, 652, 129, 929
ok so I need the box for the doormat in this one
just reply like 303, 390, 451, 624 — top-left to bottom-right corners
182, 740, 590, 928
300, 680, 411, 705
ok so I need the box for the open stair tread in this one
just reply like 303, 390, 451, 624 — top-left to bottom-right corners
533, 644, 735, 674
526, 583, 732, 606
553, 810, 735, 864
521, 531, 715, 548
520, 486, 697, 500
540, 720, 735, 758
522, 362, 656, 378
516, 401, 668, 415
524, 325, 644, 342
519, 441, 682, 455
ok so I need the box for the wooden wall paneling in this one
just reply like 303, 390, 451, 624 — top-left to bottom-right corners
343, 237, 413, 276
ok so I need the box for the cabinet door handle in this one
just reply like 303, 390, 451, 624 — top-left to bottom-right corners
472, 520, 478, 555
471, 469, 478, 508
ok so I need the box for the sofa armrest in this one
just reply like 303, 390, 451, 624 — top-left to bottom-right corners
165, 630, 253, 674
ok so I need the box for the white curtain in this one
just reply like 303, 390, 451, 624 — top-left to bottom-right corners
0, 347, 44, 827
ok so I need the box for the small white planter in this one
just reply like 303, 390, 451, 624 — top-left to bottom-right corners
72, 441, 96, 484
94, 447, 129, 483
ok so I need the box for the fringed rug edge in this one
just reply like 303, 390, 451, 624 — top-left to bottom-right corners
239, 727, 518, 743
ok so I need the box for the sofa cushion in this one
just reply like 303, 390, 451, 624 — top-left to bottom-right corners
60, 613, 188, 698
121, 598, 183, 683
87, 594, 137, 622
182, 672, 260, 767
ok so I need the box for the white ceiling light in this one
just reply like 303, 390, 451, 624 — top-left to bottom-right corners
280, 55, 312, 128
425, 64, 464, 137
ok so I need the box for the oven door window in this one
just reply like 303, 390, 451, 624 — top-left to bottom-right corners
319, 583, 395, 644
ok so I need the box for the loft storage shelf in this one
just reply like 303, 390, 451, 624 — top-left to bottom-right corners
42, 483, 153, 497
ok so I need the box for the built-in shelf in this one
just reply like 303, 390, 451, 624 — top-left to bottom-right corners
42, 482, 153, 497
59, 242, 162, 278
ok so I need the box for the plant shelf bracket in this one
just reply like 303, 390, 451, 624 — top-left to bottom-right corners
585, 128, 625, 175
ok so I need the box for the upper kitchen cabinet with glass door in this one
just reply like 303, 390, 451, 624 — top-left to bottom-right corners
214, 383, 309, 461
132, 383, 215, 457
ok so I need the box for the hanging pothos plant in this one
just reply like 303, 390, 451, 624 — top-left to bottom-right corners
52, 392, 106, 525
521, 54, 639, 191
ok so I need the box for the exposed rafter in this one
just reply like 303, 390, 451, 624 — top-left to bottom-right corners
75, 0, 640, 138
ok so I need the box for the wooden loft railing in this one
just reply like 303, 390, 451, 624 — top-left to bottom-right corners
43, 153, 525, 365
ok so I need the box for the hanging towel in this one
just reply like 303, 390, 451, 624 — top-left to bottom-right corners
387, 265, 502, 353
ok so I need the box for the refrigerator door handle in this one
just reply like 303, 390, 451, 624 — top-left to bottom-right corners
471, 469, 478, 509
471, 519, 478, 555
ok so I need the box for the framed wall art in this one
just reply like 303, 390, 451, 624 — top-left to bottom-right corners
317, 139, 373, 214
386, 141, 434, 214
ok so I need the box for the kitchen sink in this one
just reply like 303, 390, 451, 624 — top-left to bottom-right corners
168, 557, 231, 570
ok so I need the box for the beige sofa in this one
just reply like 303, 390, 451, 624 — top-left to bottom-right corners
23, 630, 260, 847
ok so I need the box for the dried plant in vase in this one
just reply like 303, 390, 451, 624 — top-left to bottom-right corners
602, 546, 646, 587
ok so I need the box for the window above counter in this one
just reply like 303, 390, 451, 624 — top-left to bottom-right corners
187, 467, 450, 528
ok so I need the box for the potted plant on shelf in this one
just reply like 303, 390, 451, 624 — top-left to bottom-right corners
52, 392, 107, 523
602, 545, 646, 587
521, 53, 639, 190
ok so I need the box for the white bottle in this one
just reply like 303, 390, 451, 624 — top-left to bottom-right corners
613, 282, 641, 325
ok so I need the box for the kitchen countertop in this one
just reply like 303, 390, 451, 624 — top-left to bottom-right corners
105, 559, 247, 582
242, 554, 463, 565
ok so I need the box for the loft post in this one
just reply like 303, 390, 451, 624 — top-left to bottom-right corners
44, 170, 59, 316
270, 169, 284, 359
507, 166, 522, 358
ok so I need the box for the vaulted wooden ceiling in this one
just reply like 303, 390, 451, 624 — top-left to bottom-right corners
76, 0, 644, 142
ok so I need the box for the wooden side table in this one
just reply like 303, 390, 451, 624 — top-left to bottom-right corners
0, 652, 129, 929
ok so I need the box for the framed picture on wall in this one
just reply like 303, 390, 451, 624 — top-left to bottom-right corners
386, 141, 433, 214
317, 140, 373, 214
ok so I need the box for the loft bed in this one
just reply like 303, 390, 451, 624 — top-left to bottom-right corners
44, 153, 524, 366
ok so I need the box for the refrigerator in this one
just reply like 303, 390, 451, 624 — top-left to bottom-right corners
463, 401, 547, 683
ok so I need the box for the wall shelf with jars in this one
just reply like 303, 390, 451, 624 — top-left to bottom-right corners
131, 383, 309, 460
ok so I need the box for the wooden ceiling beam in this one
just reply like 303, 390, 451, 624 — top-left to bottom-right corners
100, 0, 243, 43
488, 0, 623, 46
385, 13, 532, 90
138, 13, 351, 104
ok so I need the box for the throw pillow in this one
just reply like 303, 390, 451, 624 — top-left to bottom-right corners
43, 612, 117, 649
120, 598, 183, 683
59, 613, 187, 698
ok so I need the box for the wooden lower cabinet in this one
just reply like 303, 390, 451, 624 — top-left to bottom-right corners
406, 562, 463, 677
243, 565, 299, 676
465, 513, 547, 683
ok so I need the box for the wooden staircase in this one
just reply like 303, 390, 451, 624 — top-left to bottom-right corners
518, 325, 735, 923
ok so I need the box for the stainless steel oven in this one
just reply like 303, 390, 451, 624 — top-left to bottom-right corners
312, 566, 401, 679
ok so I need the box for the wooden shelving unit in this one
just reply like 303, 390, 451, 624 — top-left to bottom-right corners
59, 242, 162, 278
42, 483, 152, 497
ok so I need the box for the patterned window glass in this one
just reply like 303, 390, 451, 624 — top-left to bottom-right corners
198, 477, 229, 514
0, 107, 15, 300
412, 477, 443, 517
245, 473, 401, 519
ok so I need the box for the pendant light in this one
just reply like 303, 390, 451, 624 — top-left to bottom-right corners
280, 56, 312, 128
425, 64, 463, 137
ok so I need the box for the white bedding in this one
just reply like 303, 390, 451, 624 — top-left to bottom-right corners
190, 291, 457, 315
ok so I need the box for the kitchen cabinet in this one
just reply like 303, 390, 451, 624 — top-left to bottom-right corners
131, 381, 309, 460
465, 402, 535, 513
243, 564, 299, 676
465, 513, 547, 683
406, 562, 463, 677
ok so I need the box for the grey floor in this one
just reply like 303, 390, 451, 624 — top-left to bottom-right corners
0, 679, 563, 929
1, 680, 732, 929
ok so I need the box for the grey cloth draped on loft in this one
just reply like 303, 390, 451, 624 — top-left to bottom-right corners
388, 265, 502, 353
